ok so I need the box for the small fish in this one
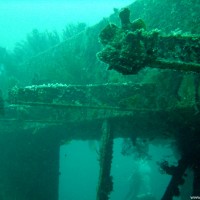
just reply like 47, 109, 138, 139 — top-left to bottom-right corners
88, 140, 100, 160
0, 89, 5, 116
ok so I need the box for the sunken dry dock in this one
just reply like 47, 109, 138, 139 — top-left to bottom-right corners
0, 0, 200, 199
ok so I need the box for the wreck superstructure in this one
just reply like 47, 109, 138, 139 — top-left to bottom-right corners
0, 0, 200, 199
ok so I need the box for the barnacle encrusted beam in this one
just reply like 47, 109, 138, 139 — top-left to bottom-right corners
161, 156, 189, 200
97, 8, 200, 75
159, 124, 200, 199
96, 120, 113, 200
6, 82, 200, 140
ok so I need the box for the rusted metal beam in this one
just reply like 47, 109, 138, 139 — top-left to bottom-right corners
96, 120, 113, 200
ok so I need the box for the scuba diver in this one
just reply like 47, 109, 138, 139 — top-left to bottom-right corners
124, 159, 156, 200
122, 137, 157, 200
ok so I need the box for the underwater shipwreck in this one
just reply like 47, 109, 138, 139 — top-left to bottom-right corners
0, 0, 200, 199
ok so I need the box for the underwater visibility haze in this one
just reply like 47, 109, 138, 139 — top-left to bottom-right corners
0, 0, 134, 49
0, 0, 200, 200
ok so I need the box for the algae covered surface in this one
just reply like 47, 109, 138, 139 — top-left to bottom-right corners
0, 0, 200, 200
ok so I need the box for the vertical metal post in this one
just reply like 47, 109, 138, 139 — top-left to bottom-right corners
96, 120, 114, 200
193, 165, 200, 195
